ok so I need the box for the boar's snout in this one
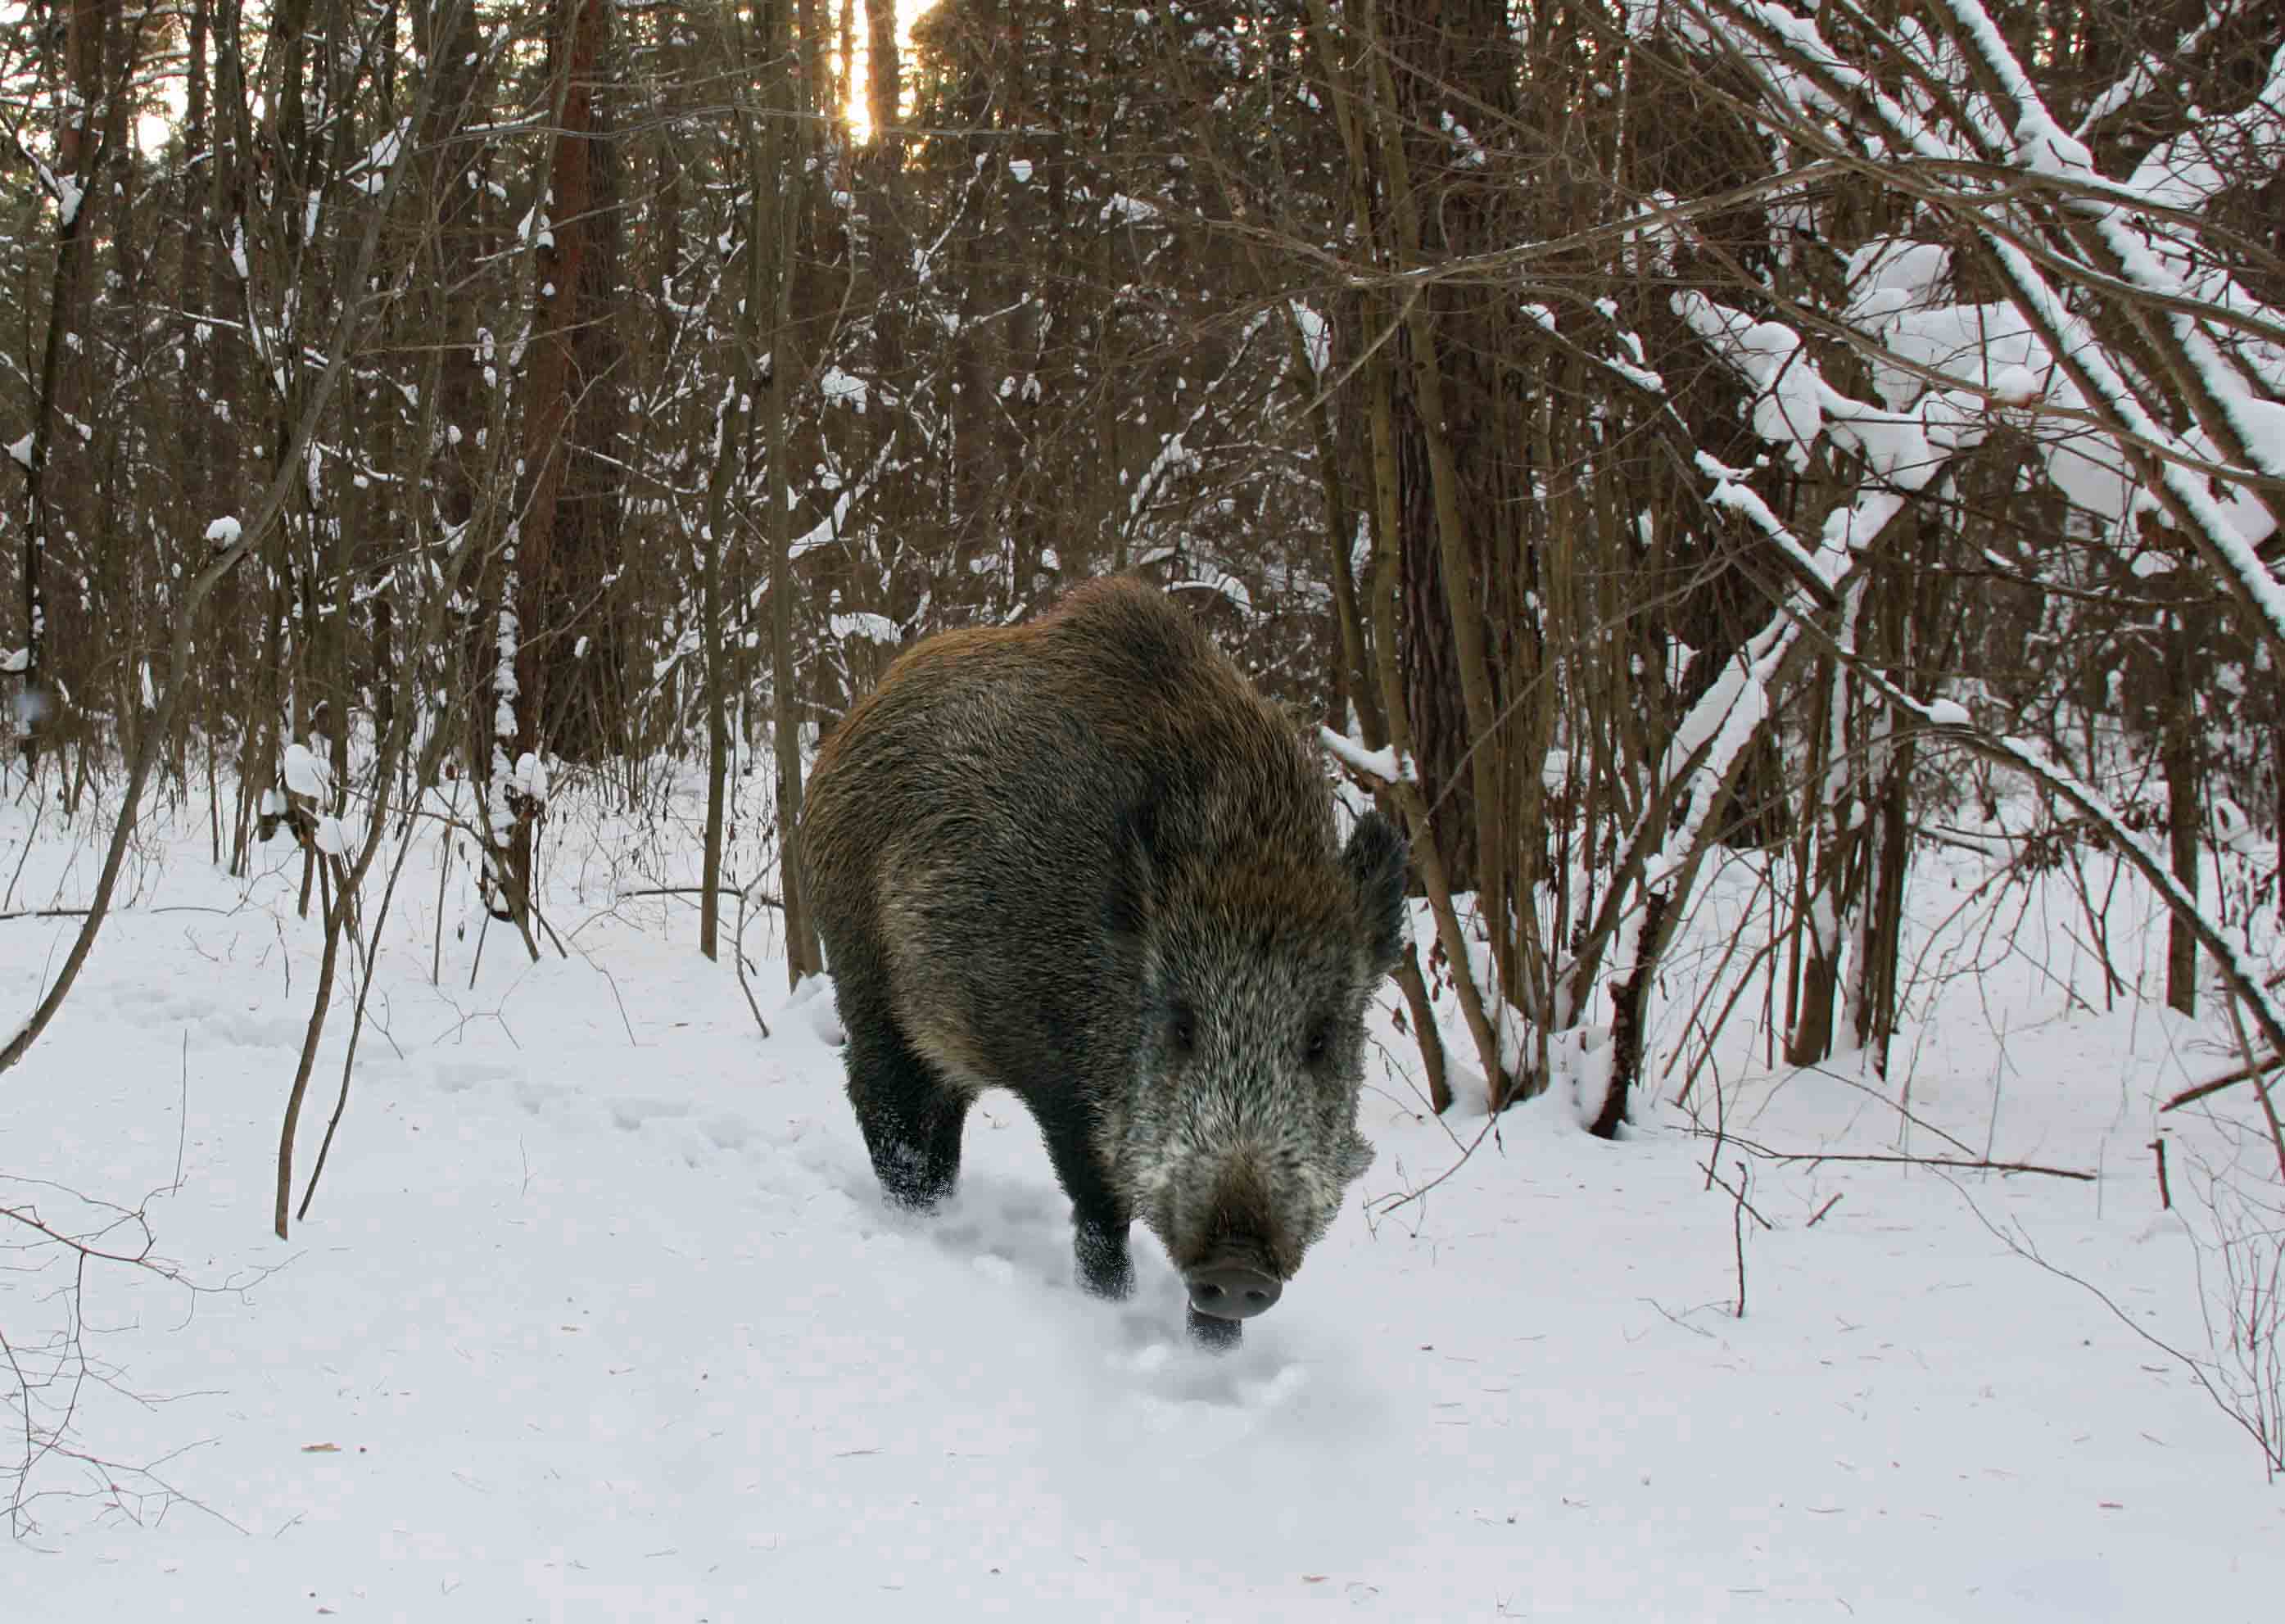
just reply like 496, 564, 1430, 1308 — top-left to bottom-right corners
1183, 1259, 1283, 1320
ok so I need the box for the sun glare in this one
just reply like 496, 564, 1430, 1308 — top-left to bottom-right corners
115, 2, 935, 159
841, 0, 932, 147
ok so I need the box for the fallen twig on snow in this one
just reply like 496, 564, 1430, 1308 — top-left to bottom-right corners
1694, 1125, 2093, 1182
1946, 1169, 2282, 1479
2163, 1052, 2285, 1116
733, 883, 772, 1041
1366, 1114, 1500, 1220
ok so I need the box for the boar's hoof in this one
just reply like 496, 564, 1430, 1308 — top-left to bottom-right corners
1186, 1306, 1245, 1352
872, 1145, 957, 1214
1184, 1260, 1282, 1321
1075, 1223, 1134, 1301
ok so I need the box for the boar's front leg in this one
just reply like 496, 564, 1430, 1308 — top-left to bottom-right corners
1185, 1308, 1242, 1351
1031, 1101, 1133, 1301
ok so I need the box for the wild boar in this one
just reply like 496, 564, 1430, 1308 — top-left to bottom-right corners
799, 575, 1406, 1346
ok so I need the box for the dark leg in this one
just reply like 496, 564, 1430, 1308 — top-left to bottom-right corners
1033, 1111, 1133, 1301
1074, 1215, 1134, 1302
1187, 1308, 1242, 1352
840, 996, 968, 1213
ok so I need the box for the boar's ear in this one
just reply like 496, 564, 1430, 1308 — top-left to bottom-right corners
1103, 798, 1161, 946
1342, 809, 1409, 977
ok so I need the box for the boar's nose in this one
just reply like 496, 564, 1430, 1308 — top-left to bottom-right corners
1184, 1260, 1283, 1320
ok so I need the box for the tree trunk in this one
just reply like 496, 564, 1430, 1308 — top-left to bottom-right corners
758, 1, 821, 985
1596, 890, 1671, 1139
18, 0, 118, 763
1788, 631, 1869, 1066
2163, 605, 2202, 1016
1289, 307, 1447, 1113
867, 0, 901, 157
695, 364, 742, 962
1302, 0, 1510, 1110
491, 0, 611, 927
1853, 710, 1912, 1075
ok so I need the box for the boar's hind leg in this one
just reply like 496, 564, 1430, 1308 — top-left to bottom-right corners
1030, 1102, 1133, 1301
841, 995, 968, 1213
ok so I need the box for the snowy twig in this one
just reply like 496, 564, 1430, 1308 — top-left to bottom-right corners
295, 809, 425, 1225
1318, 726, 1415, 789
1698, 1125, 2094, 1182
1692, 0, 2285, 671
618, 885, 783, 907
2163, 1052, 2285, 1116
1884, 690, 2285, 1066
0, 1167, 275, 1536
1727, 1160, 1753, 1316
732, 882, 772, 1041
2219, 996, 2285, 1190
1365, 1114, 1500, 1220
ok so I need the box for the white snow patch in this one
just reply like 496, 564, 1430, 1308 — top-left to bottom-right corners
281, 741, 333, 801
830, 612, 899, 645
1318, 727, 1415, 785
1, 775, 2278, 1619
1290, 301, 1331, 375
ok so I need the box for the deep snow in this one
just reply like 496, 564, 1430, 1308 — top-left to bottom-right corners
2, 776, 2280, 1621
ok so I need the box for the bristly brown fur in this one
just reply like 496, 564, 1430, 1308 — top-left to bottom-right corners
799, 574, 1408, 1339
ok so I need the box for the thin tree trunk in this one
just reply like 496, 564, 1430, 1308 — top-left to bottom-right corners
696, 378, 740, 960
1286, 307, 1446, 1111
1304, 0, 1506, 1107
1853, 712, 1913, 1075
16, 0, 119, 766
492, 0, 608, 929
1788, 609, 1870, 1066
276, 862, 346, 1237
2164, 606, 2202, 1016
1596, 890, 1670, 1138
755, 6, 821, 985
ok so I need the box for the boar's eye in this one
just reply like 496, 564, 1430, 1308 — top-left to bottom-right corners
1169, 1003, 1198, 1055
1303, 1016, 1333, 1068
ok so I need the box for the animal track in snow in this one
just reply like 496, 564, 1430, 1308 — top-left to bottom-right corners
921, 1179, 1078, 1292
201, 1008, 308, 1051
610, 1097, 693, 1132
432, 1059, 517, 1095
111, 980, 215, 1028
699, 1111, 753, 1151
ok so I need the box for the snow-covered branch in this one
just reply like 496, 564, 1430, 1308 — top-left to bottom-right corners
1687, 0, 2285, 667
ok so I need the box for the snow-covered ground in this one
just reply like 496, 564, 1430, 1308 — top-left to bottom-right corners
2, 775, 2280, 1621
